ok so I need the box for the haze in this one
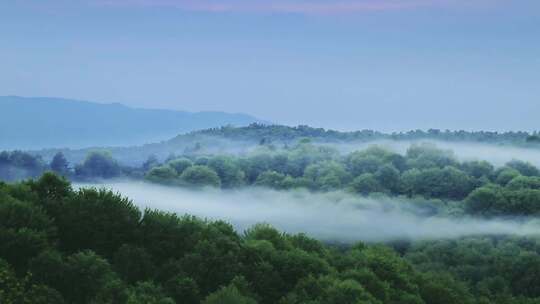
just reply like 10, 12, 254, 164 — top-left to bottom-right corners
2, 0, 539, 131
320, 140, 540, 168
77, 181, 540, 242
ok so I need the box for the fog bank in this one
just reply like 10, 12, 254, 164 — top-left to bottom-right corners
320, 140, 540, 168
76, 181, 540, 242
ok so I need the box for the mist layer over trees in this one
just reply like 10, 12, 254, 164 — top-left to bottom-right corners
80, 181, 540, 242
2, 173, 540, 304
30, 124, 540, 167
3, 125, 540, 303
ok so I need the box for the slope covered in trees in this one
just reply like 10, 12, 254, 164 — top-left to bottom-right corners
5, 139, 540, 217
31, 124, 540, 167
2, 173, 540, 304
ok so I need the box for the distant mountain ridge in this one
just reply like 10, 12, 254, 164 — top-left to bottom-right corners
0, 96, 266, 149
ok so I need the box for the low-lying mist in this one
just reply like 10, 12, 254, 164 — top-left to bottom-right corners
76, 181, 540, 243
319, 139, 540, 168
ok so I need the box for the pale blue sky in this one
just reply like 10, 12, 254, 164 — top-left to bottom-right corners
1, 0, 539, 131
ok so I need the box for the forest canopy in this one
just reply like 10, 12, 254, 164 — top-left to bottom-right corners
3, 126, 540, 303
2, 173, 540, 304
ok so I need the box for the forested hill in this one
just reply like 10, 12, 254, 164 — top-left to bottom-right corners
30, 124, 540, 167
0, 96, 265, 150
185, 124, 540, 145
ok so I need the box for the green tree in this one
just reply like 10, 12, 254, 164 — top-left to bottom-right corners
75, 151, 121, 179
304, 161, 350, 191
64, 250, 123, 304
180, 165, 221, 188
506, 176, 540, 190
167, 158, 193, 175
163, 276, 200, 304
350, 173, 384, 195
255, 171, 287, 189
126, 281, 174, 304
507, 160, 540, 177
495, 167, 521, 185
374, 164, 400, 192
207, 156, 246, 188
113, 244, 155, 284
50, 152, 70, 177
202, 285, 258, 304
58, 188, 141, 256
146, 166, 178, 184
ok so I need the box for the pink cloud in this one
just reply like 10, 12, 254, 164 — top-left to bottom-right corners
94, 0, 459, 14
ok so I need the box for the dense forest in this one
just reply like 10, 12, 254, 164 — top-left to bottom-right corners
191, 124, 540, 145
3, 126, 540, 303
31, 124, 540, 166
142, 140, 540, 218
2, 173, 540, 304
4, 132, 540, 217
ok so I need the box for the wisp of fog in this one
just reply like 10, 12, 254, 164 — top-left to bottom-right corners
319, 139, 540, 168
76, 181, 540, 242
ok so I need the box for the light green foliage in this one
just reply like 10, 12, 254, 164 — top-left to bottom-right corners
207, 156, 245, 188
406, 143, 458, 169
466, 184, 540, 216
496, 167, 522, 185
180, 165, 221, 188
255, 171, 287, 189
304, 161, 350, 191
203, 285, 257, 304
401, 166, 473, 200
167, 158, 193, 175
506, 176, 540, 190
146, 165, 178, 184
461, 160, 494, 179
507, 160, 540, 177
350, 173, 384, 195
374, 164, 400, 192
126, 281, 174, 304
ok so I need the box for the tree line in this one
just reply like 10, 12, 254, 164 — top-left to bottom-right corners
191, 124, 540, 146
4, 140, 540, 217
145, 141, 540, 217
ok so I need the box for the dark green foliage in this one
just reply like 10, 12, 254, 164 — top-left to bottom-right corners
207, 156, 245, 188
507, 160, 540, 177
350, 173, 384, 195
202, 285, 258, 304
466, 184, 540, 216
74, 151, 122, 180
401, 166, 473, 200
63, 250, 123, 303
50, 152, 70, 177
113, 244, 155, 284
56, 188, 141, 256
0, 151, 47, 181
2, 174, 540, 303
126, 281, 174, 304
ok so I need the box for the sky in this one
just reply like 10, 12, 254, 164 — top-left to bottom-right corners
1, 0, 539, 131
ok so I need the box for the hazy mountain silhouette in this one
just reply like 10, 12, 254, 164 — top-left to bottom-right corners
0, 96, 266, 149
